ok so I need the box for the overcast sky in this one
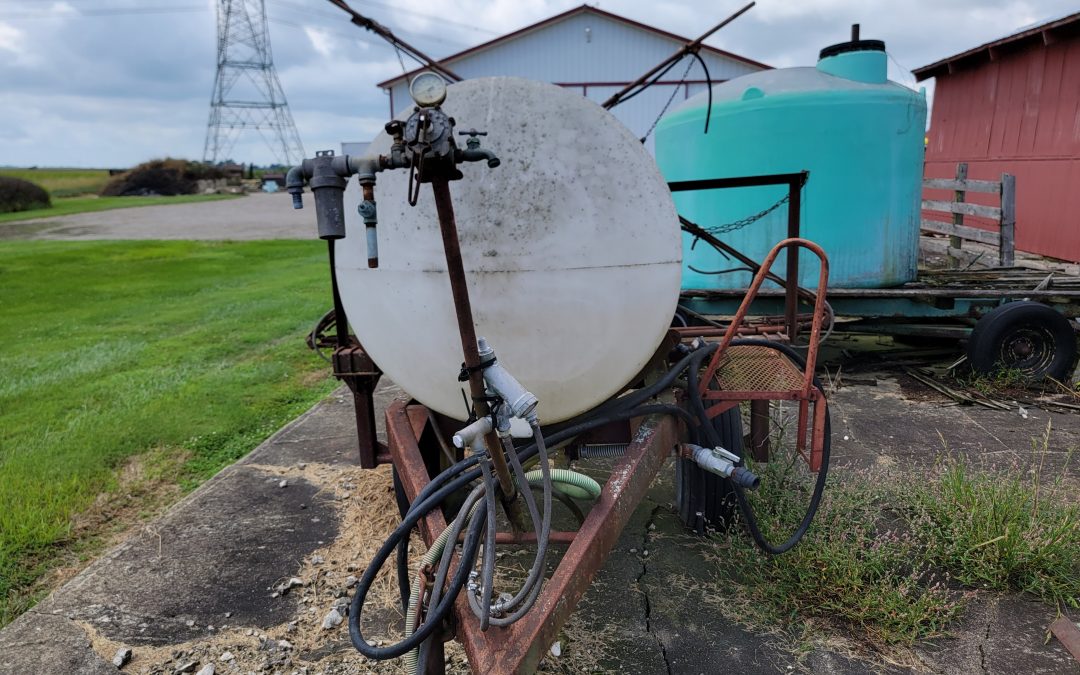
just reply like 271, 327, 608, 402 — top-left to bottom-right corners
0, 0, 1073, 168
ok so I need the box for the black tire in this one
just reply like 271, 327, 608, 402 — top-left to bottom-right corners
675, 405, 742, 535
967, 301, 1077, 381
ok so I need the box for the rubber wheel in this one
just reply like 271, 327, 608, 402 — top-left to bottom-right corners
967, 301, 1077, 381
675, 405, 742, 535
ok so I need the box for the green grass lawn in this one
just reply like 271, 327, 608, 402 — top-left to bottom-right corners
0, 168, 111, 197
0, 240, 337, 625
0, 194, 239, 224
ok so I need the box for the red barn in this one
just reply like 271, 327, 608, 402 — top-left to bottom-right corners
915, 13, 1080, 263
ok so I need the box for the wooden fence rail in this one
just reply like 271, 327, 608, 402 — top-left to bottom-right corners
921, 162, 1016, 267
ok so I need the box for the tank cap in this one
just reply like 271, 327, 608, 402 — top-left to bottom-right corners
819, 39, 885, 60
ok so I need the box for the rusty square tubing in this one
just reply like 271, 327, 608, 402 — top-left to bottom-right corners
1050, 616, 1080, 664
387, 400, 678, 673
386, 401, 449, 544
701, 389, 823, 401
461, 414, 679, 674
810, 397, 826, 472
702, 238, 831, 399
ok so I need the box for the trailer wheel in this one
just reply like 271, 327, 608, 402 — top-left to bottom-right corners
967, 301, 1077, 382
675, 405, 742, 535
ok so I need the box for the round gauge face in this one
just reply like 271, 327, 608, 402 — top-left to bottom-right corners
409, 72, 447, 107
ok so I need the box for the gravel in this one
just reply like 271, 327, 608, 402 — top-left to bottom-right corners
113, 647, 132, 668
321, 608, 343, 630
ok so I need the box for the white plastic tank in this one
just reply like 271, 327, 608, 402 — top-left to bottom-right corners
338, 77, 682, 423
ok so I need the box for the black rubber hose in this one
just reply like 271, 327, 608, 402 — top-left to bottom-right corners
476, 421, 553, 626
690, 51, 713, 134
350, 404, 700, 661
348, 473, 485, 659
391, 467, 412, 613
688, 338, 831, 555
417, 482, 487, 672
478, 459, 498, 631
402, 343, 715, 525
350, 487, 486, 660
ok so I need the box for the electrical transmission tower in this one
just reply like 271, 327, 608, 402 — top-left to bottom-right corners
203, 0, 304, 166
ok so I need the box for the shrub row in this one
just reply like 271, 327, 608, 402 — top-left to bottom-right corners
0, 176, 51, 214
100, 159, 226, 197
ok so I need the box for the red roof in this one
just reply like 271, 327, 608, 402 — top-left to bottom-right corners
914, 11, 1080, 81
376, 4, 769, 89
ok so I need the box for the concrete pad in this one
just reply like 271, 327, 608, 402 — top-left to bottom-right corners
32, 466, 337, 646
0, 611, 116, 674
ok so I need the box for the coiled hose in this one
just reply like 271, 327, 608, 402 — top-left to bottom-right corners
687, 338, 831, 554
349, 337, 830, 668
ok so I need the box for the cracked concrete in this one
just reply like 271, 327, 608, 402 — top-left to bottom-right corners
637, 504, 672, 675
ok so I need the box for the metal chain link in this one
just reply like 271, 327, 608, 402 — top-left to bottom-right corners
640, 58, 695, 143
703, 193, 790, 235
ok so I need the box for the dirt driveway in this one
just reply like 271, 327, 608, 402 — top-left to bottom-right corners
1, 193, 314, 240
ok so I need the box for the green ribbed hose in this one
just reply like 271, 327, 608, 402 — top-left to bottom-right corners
403, 501, 481, 674
524, 468, 602, 501
404, 470, 597, 674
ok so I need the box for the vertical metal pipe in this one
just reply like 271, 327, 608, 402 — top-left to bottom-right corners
429, 179, 517, 501
749, 400, 770, 462
785, 180, 802, 341
328, 240, 349, 349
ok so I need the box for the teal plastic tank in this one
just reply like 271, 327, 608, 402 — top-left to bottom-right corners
655, 34, 927, 289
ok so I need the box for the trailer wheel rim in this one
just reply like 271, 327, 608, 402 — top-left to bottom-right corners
998, 324, 1056, 376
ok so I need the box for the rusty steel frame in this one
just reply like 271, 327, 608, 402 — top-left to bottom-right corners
699, 238, 831, 472
385, 398, 678, 675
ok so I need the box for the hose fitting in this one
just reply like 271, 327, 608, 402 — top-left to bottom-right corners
688, 444, 760, 490
476, 337, 538, 420
453, 416, 493, 451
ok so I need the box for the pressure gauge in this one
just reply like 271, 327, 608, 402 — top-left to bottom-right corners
409, 72, 447, 108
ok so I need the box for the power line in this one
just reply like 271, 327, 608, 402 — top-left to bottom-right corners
351, 0, 499, 36
2, 5, 206, 19
267, 0, 471, 48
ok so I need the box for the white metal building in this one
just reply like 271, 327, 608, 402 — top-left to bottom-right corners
376, 5, 769, 151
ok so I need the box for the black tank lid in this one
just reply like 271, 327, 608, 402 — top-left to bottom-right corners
818, 23, 885, 59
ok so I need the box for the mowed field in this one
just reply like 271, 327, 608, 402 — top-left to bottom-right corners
0, 239, 337, 625
0, 168, 238, 225
0, 168, 111, 197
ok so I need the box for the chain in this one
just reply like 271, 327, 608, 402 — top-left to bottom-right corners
640, 57, 695, 143
703, 193, 790, 235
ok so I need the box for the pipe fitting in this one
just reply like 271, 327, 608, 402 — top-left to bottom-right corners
285, 165, 306, 209
476, 337, 538, 420
452, 416, 493, 450
688, 443, 760, 490
346, 155, 384, 182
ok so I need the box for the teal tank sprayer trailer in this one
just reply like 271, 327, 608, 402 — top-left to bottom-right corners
659, 25, 1080, 382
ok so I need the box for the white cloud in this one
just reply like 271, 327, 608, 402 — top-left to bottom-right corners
0, 0, 1076, 167
0, 21, 26, 54
303, 25, 335, 59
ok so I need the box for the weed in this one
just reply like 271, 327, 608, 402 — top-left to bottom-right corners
709, 461, 964, 651
707, 422, 1079, 658
960, 367, 1030, 395
906, 428, 1080, 609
